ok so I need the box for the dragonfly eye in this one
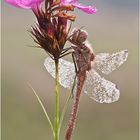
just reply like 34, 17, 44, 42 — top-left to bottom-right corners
71, 28, 88, 44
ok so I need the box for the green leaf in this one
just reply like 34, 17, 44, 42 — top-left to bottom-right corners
28, 83, 55, 138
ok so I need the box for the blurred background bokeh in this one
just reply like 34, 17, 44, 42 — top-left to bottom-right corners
1, 0, 139, 140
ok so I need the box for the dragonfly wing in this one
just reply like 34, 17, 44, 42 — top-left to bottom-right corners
84, 69, 120, 103
93, 50, 128, 74
44, 57, 75, 89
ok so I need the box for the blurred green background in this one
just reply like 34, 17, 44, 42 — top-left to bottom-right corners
1, 0, 139, 140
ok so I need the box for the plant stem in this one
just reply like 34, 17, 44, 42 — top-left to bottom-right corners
58, 92, 72, 137
55, 60, 59, 140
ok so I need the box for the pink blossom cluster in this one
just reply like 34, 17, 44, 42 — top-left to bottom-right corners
5, 0, 97, 14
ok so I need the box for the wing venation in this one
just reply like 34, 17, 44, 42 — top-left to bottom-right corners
93, 50, 128, 74
84, 69, 120, 103
44, 57, 75, 89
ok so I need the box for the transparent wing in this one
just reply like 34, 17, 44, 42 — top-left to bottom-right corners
84, 69, 120, 103
44, 57, 75, 89
93, 50, 128, 74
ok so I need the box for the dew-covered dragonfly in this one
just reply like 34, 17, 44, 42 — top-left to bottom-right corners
44, 29, 128, 104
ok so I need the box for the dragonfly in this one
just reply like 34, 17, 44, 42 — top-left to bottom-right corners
44, 28, 128, 140
44, 39, 128, 103
44, 29, 128, 103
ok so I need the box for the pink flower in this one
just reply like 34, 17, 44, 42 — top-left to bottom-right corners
61, 0, 97, 14
5, 0, 42, 10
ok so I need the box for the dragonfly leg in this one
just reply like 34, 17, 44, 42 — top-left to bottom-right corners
68, 38, 79, 46
61, 47, 73, 55
59, 51, 73, 58
72, 53, 78, 73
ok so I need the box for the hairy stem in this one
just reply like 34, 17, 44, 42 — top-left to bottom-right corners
54, 60, 59, 140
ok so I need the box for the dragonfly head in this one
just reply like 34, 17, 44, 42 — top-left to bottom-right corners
71, 28, 88, 45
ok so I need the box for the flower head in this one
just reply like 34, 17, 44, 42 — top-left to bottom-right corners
5, 0, 42, 10
30, 3, 71, 60
61, 0, 97, 14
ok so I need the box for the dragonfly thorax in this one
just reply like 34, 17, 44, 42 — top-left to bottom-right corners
73, 43, 95, 73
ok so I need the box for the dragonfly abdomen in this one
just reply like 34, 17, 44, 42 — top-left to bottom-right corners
65, 72, 86, 140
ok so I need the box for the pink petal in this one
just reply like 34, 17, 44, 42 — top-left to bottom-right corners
5, 0, 42, 9
73, 3, 97, 14
5, 0, 21, 7
61, 0, 77, 5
